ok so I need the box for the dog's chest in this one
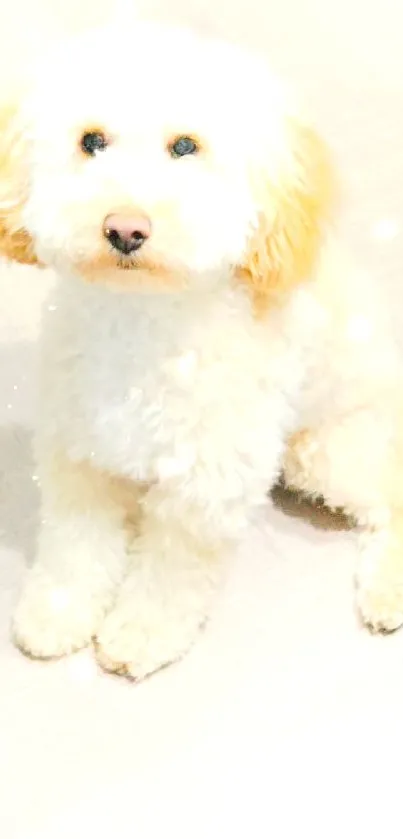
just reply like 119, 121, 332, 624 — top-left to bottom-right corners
46, 289, 294, 481
45, 283, 305, 482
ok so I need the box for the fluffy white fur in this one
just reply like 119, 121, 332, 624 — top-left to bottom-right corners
0, 21, 402, 679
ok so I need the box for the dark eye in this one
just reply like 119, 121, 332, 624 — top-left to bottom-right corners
168, 136, 199, 158
80, 131, 109, 156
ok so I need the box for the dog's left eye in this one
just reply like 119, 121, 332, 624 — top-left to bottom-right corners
168, 136, 199, 158
80, 131, 109, 156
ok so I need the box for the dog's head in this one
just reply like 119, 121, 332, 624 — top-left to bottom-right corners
0, 22, 334, 307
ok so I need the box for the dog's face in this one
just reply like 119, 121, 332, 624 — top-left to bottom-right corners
0, 22, 334, 306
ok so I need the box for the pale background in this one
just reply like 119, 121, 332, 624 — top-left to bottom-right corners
1, 2, 403, 837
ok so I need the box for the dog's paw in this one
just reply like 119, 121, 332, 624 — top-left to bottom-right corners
356, 528, 403, 633
356, 579, 403, 633
13, 571, 107, 659
94, 598, 206, 681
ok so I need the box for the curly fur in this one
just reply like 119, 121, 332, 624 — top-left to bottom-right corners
1, 20, 402, 680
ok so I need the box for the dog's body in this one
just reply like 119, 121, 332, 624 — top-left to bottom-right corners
1, 21, 402, 679
44, 243, 397, 514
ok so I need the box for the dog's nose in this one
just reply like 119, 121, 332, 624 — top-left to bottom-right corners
103, 213, 151, 255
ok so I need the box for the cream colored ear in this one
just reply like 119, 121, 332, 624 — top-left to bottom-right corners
0, 101, 38, 266
239, 120, 335, 313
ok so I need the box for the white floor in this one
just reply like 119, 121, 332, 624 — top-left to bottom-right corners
1, 2, 403, 837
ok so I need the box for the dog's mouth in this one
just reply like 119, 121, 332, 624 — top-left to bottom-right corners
114, 252, 144, 271
75, 244, 161, 272
106, 240, 154, 271
117, 256, 138, 270
74, 246, 186, 289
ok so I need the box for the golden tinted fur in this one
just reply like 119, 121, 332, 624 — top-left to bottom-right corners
0, 105, 39, 265
240, 122, 335, 312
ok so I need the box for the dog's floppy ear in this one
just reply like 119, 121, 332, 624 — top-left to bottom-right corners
0, 100, 39, 266
239, 119, 335, 313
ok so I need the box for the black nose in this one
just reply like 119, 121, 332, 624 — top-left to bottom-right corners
105, 228, 147, 255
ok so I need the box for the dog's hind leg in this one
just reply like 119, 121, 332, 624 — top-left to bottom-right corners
283, 405, 403, 632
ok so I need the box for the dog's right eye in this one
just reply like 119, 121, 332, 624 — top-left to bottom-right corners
80, 131, 109, 156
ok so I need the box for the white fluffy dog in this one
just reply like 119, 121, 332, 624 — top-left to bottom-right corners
0, 20, 401, 680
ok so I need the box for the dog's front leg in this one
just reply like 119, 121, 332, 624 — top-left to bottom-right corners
94, 467, 266, 681
13, 451, 135, 659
